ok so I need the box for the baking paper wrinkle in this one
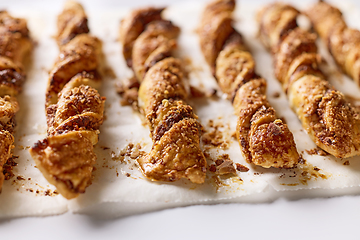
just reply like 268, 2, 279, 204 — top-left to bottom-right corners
1, 0, 360, 218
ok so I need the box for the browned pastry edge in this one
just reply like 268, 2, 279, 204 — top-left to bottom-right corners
257, 2, 360, 158
120, 7, 207, 183
199, 0, 299, 168
30, 131, 98, 199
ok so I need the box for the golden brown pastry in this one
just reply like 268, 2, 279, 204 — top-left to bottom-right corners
199, 0, 299, 168
306, 2, 360, 86
30, 1, 105, 199
119, 7, 164, 68
257, 3, 360, 158
56, 0, 89, 46
120, 7, 207, 183
0, 11, 32, 192
46, 34, 102, 108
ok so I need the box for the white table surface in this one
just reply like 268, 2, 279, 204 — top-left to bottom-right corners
1, 0, 360, 239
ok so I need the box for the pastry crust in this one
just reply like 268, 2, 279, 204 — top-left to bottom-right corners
198, 0, 234, 74
56, 0, 89, 46
257, 3, 360, 158
0, 11, 32, 192
132, 20, 179, 81
119, 7, 164, 67
199, 0, 299, 168
46, 34, 102, 107
29, 1, 105, 199
120, 7, 207, 183
306, 2, 360, 86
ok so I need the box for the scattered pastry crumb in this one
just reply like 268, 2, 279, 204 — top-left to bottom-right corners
206, 152, 236, 176
297, 158, 327, 185
3, 156, 18, 180
111, 150, 123, 162
214, 154, 236, 175
209, 164, 216, 172
120, 88, 139, 108
17, 176, 25, 181
272, 92, 280, 98
117, 76, 140, 111
109, 143, 145, 177
44, 189, 59, 197
235, 163, 249, 172
306, 147, 329, 156
202, 119, 229, 149
343, 160, 350, 166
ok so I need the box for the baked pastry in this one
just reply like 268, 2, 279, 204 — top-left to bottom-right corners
257, 3, 360, 158
120, 7, 207, 183
306, 2, 360, 86
0, 11, 32, 192
119, 7, 164, 68
198, 0, 299, 168
29, 1, 105, 199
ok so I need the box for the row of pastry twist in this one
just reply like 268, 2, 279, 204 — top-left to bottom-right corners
1, 0, 359, 200
119, 7, 207, 184
257, 2, 360, 159
306, 1, 360, 86
29, 2, 105, 199
198, 0, 300, 168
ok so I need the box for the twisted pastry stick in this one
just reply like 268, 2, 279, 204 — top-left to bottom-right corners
120, 8, 207, 183
198, 0, 299, 168
306, 2, 360, 86
257, 3, 360, 158
30, 1, 105, 199
0, 11, 32, 192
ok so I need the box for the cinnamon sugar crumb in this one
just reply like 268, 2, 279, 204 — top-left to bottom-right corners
111, 143, 145, 164
272, 92, 280, 98
206, 153, 236, 175
117, 77, 140, 111
306, 147, 329, 156
202, 120, 229, 149
235, 163, 249, 172
3, 156, 18, 180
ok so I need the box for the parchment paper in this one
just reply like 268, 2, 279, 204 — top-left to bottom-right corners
1, 0, 360, 219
